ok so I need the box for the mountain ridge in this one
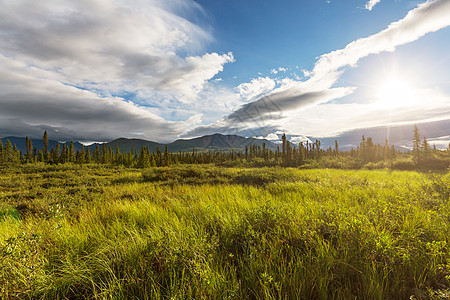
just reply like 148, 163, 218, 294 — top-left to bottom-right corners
0, 133, 281, 154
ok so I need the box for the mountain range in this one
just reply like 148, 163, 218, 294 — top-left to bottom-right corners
0, 133, 281, 154
1, 119, 449, 154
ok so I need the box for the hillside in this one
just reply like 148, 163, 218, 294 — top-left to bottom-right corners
0, 136, 84, 154
98, 134, 281, 153
1, 134, 281, 154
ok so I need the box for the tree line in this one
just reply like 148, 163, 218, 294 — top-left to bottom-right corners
1, 127, 449, 169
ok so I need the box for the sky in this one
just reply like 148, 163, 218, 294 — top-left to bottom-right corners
0, 0, 449, 144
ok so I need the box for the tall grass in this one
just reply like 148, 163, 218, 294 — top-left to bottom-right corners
0, 164, 449, 299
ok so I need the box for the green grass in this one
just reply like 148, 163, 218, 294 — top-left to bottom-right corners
0, 163, 449, 299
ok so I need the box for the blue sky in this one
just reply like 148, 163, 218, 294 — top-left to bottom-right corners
0, 0, 449, 144
196, 0, 420, 84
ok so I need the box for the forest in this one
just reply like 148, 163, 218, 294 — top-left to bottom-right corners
1, 126, 449, 170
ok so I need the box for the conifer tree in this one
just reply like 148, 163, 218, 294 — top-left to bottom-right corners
164, 145, 169, 166
384, 139, 390, 159
298, 142, 305, 164
55, 143, 60, 163
281, 133, 287, 159
156, 146, 162, 166
69, 141, 75, 163
4, 139, 12, 163
315, 139, 321, 159
101, 143, 108, 164
0, 136, 3, 163
422, 137, 430, 158
360, 135, 366, 162
413, 125, 421, 164
25, 136, 33, 162
60, 143, 68, 163
85, 146, 91, 163
43, 131, 49, 161
334, 140, 339, 156
94, 144, 100, 163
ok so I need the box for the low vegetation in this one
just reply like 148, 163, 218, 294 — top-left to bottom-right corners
1, 164, 449, 299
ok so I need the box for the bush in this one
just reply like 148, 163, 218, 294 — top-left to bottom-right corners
142, 165, 229, 185
391, 157, 415, 170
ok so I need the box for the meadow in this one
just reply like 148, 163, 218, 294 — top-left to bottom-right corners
0, 163, 449, 299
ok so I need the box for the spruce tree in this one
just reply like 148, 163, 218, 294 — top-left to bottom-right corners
69, 141, 75, 163
101, 143, 108, 164
0, 136, 3, 163
55, 143, 60, 163
25, 136, 33, 162
334, 140, 339, 156
422, 137, 430, 158
281, 133, 287, 159
85, 146, 91, 164
4, 139, 12, 163
94, 144, 100, 163
43, 130, 49, 161
164, 145, 169, 166
413, 125, 421, 164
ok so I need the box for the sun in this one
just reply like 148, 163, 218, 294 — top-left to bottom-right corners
376, 77, 416, 108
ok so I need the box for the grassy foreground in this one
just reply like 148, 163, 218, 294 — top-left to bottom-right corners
0, 164, 449, 299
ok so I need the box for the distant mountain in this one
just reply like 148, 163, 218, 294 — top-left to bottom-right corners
0, 136, 84, 153
0, 133, 281, 154
105, 138, 163, 153
6, 120, 446, 155
103, 133, 280, 153
313, 119, 450, 151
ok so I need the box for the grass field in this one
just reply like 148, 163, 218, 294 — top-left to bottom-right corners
0, 164, 449, 299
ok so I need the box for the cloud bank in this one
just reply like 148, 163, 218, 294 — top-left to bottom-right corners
0, 0, 233, 141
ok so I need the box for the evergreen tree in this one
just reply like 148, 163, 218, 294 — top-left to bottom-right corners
298, 142, 305, 165
281, 133, 287, 159
164, 145, 169, 166
93, 144, 100, 163
101, 143, 108, 164
60, 143, 68, 163
4, 139, 12, 163
55, 143, 60, 163
25, 136, 33, 162
360, 135, 366, 162
0, 136, 3, 163
315, 139, 321, 159
85, 146, 91, 163
156, 146, 162, 166
334, 140, 339, 156
365, 137, 375, 162
384, 139, 390, 159
69, 141, 75, 163
422, 137, 430, 158
43, 130, 49, 161
413, 125, 421, 164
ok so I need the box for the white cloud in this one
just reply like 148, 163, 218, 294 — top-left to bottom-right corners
154, 52, 234, 100
236, 77, 276, 100
290, 136, 312, 144
0, 0, 235, 97
265, 133, 281, 142
270, 67, 287, 75
365, 0, 381, 11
